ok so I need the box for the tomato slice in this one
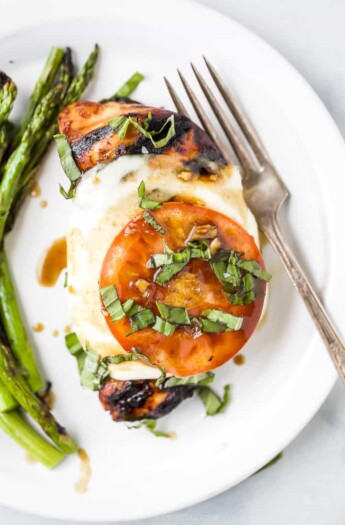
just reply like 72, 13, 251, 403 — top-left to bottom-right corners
99, 202, 266, 377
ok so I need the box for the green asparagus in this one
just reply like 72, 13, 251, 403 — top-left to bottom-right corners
0, 85, 63, 240
0, 410, 64, 468
0, 249, 43, 391
0, 45, 99, 460
63, 44, 99, 107
11, 47, 65, 150
0, 72, 17, 126
100, 71, 144, 102
0, 121, 12, 164
53, 47, 74, 99
0, 379, 16, 411
0, 342, 77, 454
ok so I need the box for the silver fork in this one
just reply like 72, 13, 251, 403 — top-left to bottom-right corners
165, 57, 345, 385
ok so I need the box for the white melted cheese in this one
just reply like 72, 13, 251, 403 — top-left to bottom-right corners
67, 154, 259, 380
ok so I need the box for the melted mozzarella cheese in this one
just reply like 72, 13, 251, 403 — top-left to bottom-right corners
67, 154, 259, 380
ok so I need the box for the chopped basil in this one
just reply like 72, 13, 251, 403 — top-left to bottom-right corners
145, 114, 176, 148
210, 249, 271, 305
64, 333, 135, 390
109, 113, 176, 149
201, 309, 243, 331
138, 181, 162, 210
142, 211, 166, 234
150, 240, 211, 285
198, 384, 231, 416
154, 261, 187, 285
128, 419, 173, 438
131, 347, 166, 386
230, 273, 256, 305
187, 239, 211, 260
108, 115, 130, 137
65, 337, 110, 391
211, 250, 242, 288
166, 371, 231, 417
156, 302, 191, 325
165, 371, 215, 387
65, 332, 83, 357
148, 244, 189, 268
148, 240, 210, 270
63, 271, 68, 288
122, 299, 137, 315
54, 134, 81, 200
103, 354, 139, 365
236, 259, 272, 281
100, 285, 125, 322
64, 332, 87, 376
198, 317, 231, 333
79, 345, 110, 391
152, 316, 176, 336
128, 308, 156, 334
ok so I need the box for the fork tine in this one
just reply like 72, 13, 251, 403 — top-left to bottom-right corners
164, 77, 189, 117
177, 69, 226, 154
191, 63, 257, 173
203, 56, 270, 165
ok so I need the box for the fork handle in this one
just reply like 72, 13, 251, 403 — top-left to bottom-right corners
261, 215, 345, 385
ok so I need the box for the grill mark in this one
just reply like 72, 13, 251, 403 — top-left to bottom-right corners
72, 126, 114, 166
99, 378, 196, 421
0, 71, 11, 89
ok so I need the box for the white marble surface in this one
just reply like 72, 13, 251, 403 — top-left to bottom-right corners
2, 0, 345, 523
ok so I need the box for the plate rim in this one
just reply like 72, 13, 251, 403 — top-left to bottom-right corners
0, 0, 342, 521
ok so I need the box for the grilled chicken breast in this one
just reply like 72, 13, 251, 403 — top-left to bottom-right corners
58, 98, 266, 422
58, 100, 226, 173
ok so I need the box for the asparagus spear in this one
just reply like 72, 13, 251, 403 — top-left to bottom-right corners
11, 47, 65, 150
63, 44, 99, 106
0, 410, 64, 468
0, 249, 43, 391
0, 121, 12, 164
100, 71, 144, 102
0, 87, 64, 401
53, 47, 74, 98
28, 44, 99, 173
0, 342, 77, 454
0, 379, 16, 411
0, 45, 99, 410
0, 72, 17, 126
0, 84, 63, 240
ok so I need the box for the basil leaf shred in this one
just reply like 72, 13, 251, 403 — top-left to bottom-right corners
142, 210, 166, 234
109, 113, 176, 149
156, 302, 190, 325
127, 308, 156, 334
128, 419, 173, 438
100, 285, 126, 321
165, 371, 215, 387
152, 316, 176, 336
138, 180, 162, 210
198, 384, 231, 416
103, 354, 139, 365
201, 309, 243, 332
54, 134, 80, 200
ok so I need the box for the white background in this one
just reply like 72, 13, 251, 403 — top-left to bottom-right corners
2, 0, 345, 524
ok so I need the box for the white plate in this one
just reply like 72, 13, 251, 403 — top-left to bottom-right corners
0, 0, 343, 521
